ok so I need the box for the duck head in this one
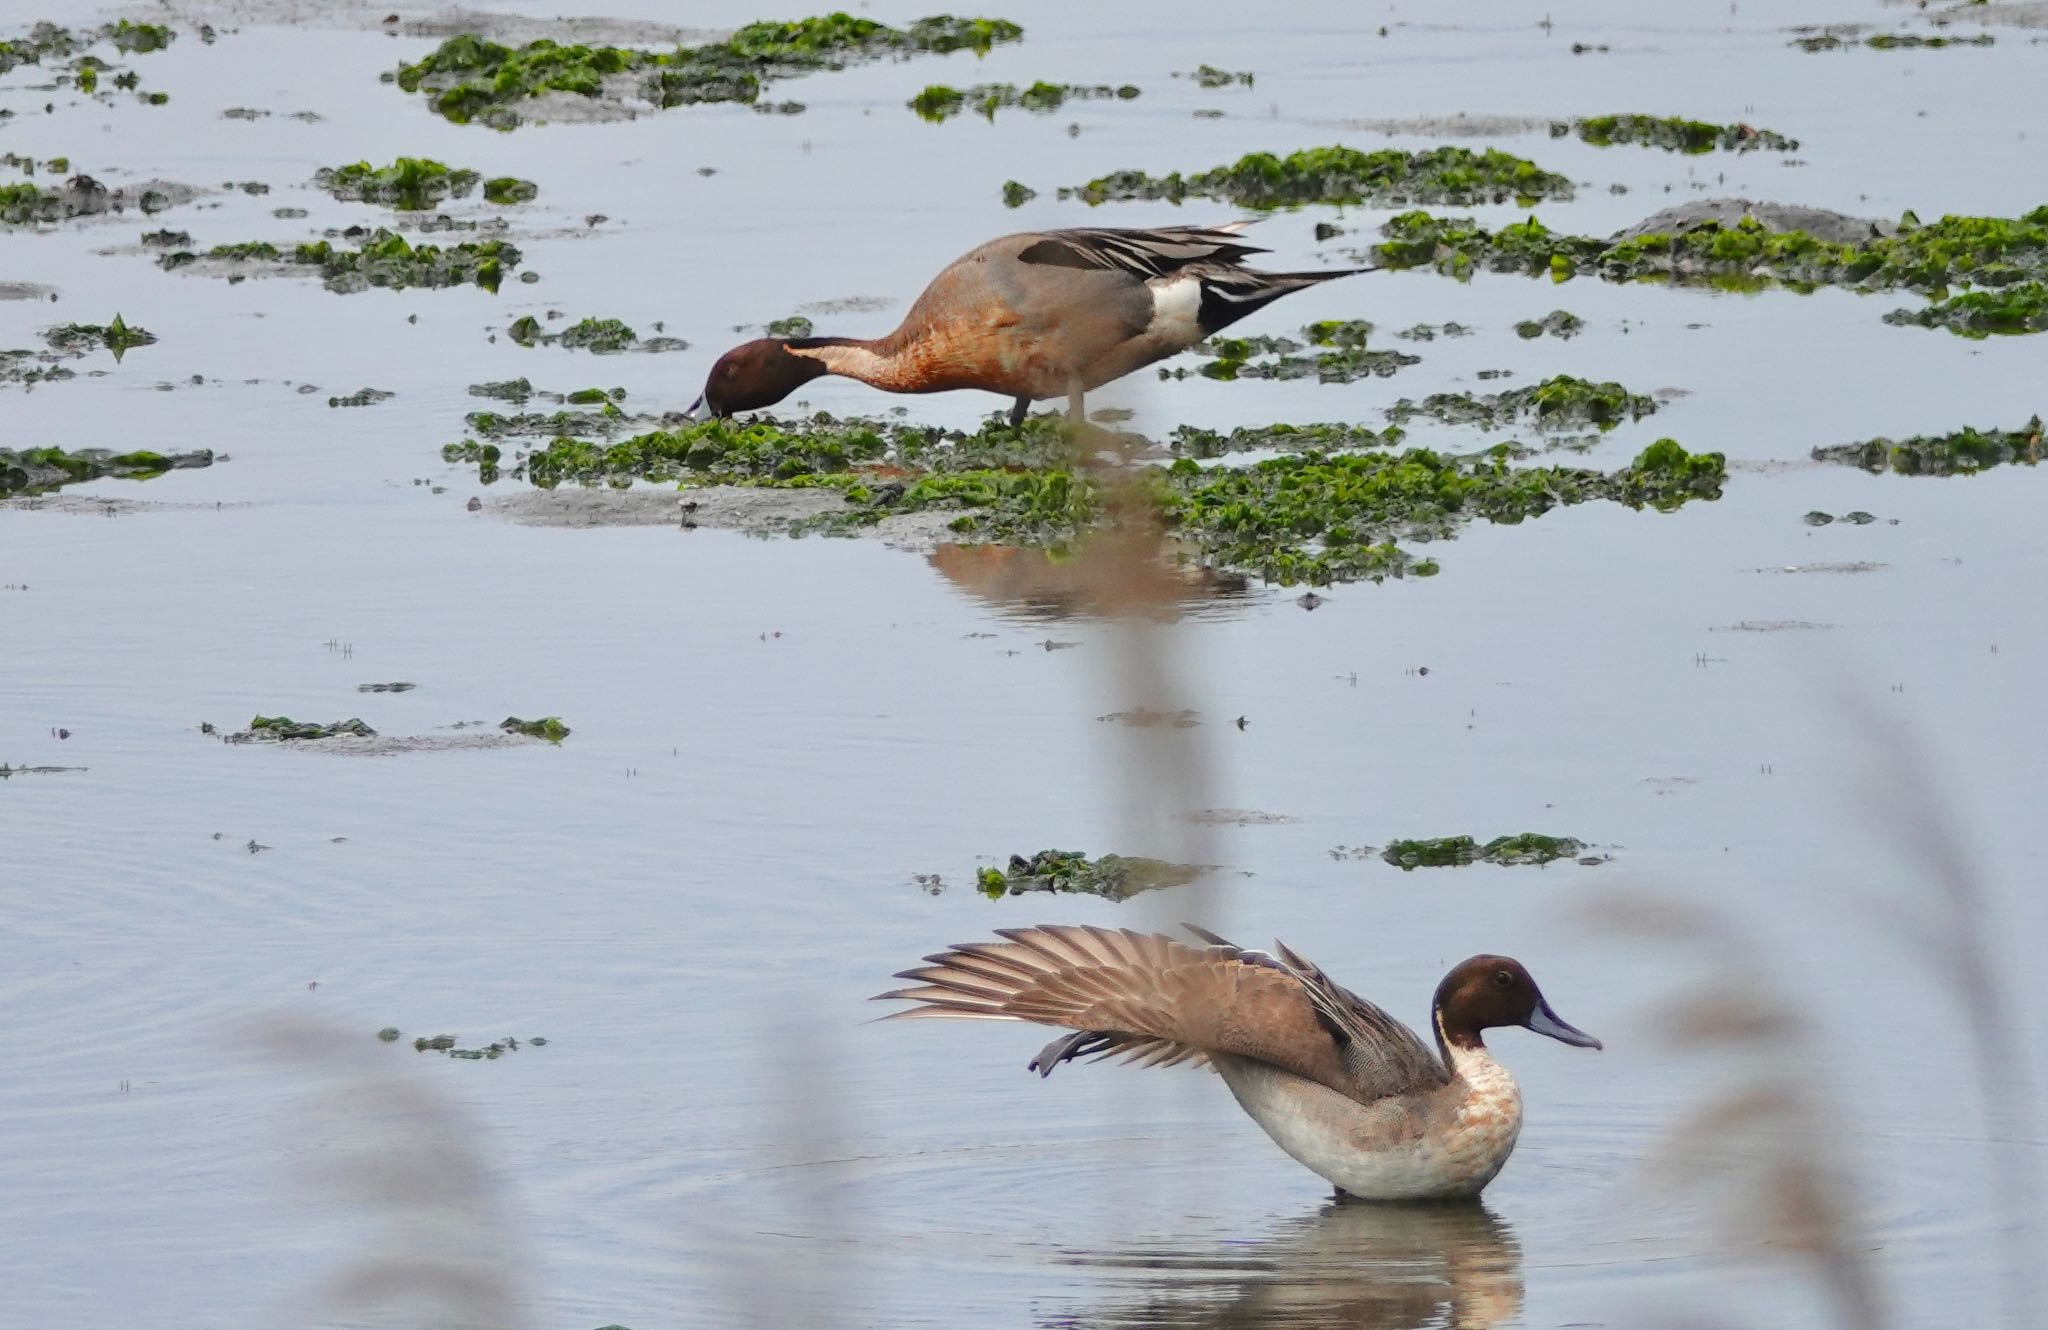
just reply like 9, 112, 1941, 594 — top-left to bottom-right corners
686, 338, 829, 418
1434, 956, 1602, 1053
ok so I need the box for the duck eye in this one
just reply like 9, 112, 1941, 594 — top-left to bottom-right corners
1493, 970, 1514, 988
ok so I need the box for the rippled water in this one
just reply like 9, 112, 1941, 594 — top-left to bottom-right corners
4, 1, 2046, 1327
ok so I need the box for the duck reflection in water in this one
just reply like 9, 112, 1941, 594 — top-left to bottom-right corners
1056, 1199, 1521, 1330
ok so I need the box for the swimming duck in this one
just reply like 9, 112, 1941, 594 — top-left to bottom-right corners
877, 924, 1600, 1201
689, 224, 1361, 425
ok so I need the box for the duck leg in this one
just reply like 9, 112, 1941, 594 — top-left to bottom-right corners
1007, 396, 1030, 428
1066, 380, 1086, 428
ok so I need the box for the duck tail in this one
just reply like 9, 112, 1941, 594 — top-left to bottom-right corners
1197, 265, 1367, 337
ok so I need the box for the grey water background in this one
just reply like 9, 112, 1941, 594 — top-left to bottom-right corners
3, 1, 2045, 1326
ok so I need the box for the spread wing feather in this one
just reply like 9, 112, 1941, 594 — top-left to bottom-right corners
876, 924, 1446, 1104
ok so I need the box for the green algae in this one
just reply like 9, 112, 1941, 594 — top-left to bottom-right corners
1793, 31, 1994, 51
975, 849, 1202, 900
1168, 421, 1405, 458
507, 314, 686, 354
1370, 205, 2048, 298
1061, 145, 1574, 210
328, 387, 395, 408
315, 157, 483, 208
1182, 64, 1252, 88
1382, 833, 1586, 870
499, 715, 570, 741
483, 176, 538, 205
43, 314, 154, 358
910, 80, 1138, 122
1554, 114, 1796, 153
1166, 320, 1419, 383
1393, 322, 1473, 342
0, 445, 211, 494
245, 716, 377, 741
765, 315, 813, 338
393, 15, 1023, 128
1811, 417, 2043, 476
1159, 439, 1723, 585
1885, 281, 2048, 337
1385, 374, 1656, 431
446, 415, 1722, 586
1514, 309, 1585, 339
406, 1031, 543, 1059
166, 231, 521, 292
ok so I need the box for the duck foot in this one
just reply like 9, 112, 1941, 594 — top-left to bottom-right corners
1007, 395, 1029, 428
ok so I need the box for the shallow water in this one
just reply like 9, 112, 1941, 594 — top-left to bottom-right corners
4, 1, 2046, 1327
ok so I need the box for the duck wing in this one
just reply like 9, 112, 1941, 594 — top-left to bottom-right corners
877, 924, 1446, 1104
1013, 224, 1269, 281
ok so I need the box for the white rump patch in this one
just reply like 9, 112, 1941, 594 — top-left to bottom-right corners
1149, 276, 1206, 350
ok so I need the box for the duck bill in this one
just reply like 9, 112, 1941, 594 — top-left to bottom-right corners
1526, 998, 1602, 1050
684, 394, 706, 420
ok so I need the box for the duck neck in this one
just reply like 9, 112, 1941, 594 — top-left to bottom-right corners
784, 336, 912, 392
1435, 1009, 1497, 1081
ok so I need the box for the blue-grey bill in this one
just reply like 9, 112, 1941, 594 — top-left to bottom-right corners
1527, 998, 1602, 1049
684, 394, 705, 420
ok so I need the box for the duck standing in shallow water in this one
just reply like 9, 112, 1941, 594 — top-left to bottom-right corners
689, 224, 1361, 424
877, 924, 1601, 1202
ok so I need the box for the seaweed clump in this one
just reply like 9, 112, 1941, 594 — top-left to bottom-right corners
1381, 833, 1586, 869
1, 445, 212, 495
1061, 145, 1575, 209
1164, 320, 1419, 383
1369, 205, 2048, 302
1792, 31, 1994, 52
163, 230, 520, 293
392, 15, 1023, 127
506, 314, 686, 354
1385, 374, 1657, 431
442, 414, 1724, 586
1811, 417, 2043, 476
240, 716, 377, 741
910, 80, 1138, 122
1514, 309, 1585, 339
975, 849, 1202, 900
1884, 281, 2048, 338
43, 314, 155, 358
499, 716, 570, 741
1159, 439, 1723, 585
1554, 114, 1797, 153
315, 158, 534, 209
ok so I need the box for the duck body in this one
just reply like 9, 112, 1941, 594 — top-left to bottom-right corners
1213, 1046, 1522, 1201
877, 924, 1598, 1202
692, 226, 1362, 422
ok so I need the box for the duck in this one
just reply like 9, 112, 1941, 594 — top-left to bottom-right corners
688, 224, 1362, 425
875, 924, 1601, 1202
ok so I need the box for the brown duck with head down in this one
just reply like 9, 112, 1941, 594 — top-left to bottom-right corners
877, 924, 1601, 1202
689, 224, 1363, 424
